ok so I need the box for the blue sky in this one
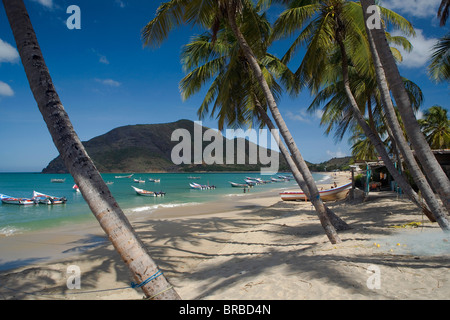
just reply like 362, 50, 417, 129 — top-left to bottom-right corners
0, 0, 448, 172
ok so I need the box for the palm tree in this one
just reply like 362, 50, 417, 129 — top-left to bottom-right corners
180, 27, 349, 231
2, 0, 180, 300
429, 34, 450, 83
360, 0, 450, 221
439, 0, 450, 26
360, 8, 450, 228
419, 105, 450, 150
273, 0, 439, 223
143, 0, 343, 243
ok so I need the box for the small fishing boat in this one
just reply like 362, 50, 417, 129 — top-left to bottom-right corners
246, 177, 262, 182
131, 186, 165, 197
280, 182, 352, 202
244, 179, 259, 186
187, 176, 201, 179
148, 178, 160, 183
51, 178, 66, 183
229, 181, 250, 188
115, 174, 134, 179
0, 193, 35, 205
271, 177, 286, 182
133, 178, 146, 183
189, 182, 216, 190
32, 191, 67, 205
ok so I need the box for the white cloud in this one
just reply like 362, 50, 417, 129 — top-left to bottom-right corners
0, 81, 14, 97
0, 39, 19, 64
393, 29, 438, 68
381, 0, 441, 18
95, 78, 121, 87
326, 149, 347, 159
286, 110, 309, 122
286, 108, 323, 122
31, 0, 53, 9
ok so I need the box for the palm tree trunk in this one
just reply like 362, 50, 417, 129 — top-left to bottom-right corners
362, 19, 450, 230
335, 30, 437, 223
3, 0, 181, 300
256, 103, 350, 231
226, 3, 341, 244
360, 0, 450, 217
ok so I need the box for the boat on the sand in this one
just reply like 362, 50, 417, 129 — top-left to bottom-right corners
280, 182, 352, 201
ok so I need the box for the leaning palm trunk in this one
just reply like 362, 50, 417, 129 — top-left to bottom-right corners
362, 18, 450, 230
360, 0, 450, 215
335, 30, 437, 223
256, 104, 350, 231
226, 3, 341, 244
3, 0, 180, 299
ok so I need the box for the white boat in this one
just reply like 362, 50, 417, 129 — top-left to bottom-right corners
51, 178, 66, 183
187, 176, 201, 179
134, 178, 146, 183
280, 182, 352, 202
189, 182, 216, 190
271, 177, 286, 182
32, 191, 67, 205
115, 174, 133, 179
131, 186, 165, 197
0, 193, 35, 205
244, 179, 258, 186
148, 178, 160, 183
229, 181, 251, 188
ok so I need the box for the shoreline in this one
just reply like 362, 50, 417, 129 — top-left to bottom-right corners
0, 172, 348, 272
9, 171, 450, 300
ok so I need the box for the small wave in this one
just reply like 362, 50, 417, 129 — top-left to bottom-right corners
316, 175, 332, 184
0, 226, 26, 237
127, 202, 201, 214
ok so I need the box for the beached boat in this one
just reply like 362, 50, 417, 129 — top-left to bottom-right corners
148, 178, 160, 183
131, 186, 165, 197
280, 182, 352, 202
189, 182, 216, 190
0, 193, 35, 205
32, 191, 67, 205
229, 181, 250, 188
115, 174, 134, 179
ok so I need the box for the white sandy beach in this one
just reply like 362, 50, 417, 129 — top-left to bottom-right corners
0, 171, 449, 300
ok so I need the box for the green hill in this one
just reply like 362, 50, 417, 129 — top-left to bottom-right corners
42, 119, 291, 173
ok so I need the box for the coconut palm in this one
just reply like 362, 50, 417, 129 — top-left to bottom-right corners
429, 34, 450, 83
273, 0, 441, 223
143, 0, 343, 243
2, 0, 180, 299
419, 105, 450, 150
438, 0, 450, 26
180, 27, 349, 231
360, 0, 450, 222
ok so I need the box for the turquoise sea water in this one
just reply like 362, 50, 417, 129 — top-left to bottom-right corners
0, 172, 330, 236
